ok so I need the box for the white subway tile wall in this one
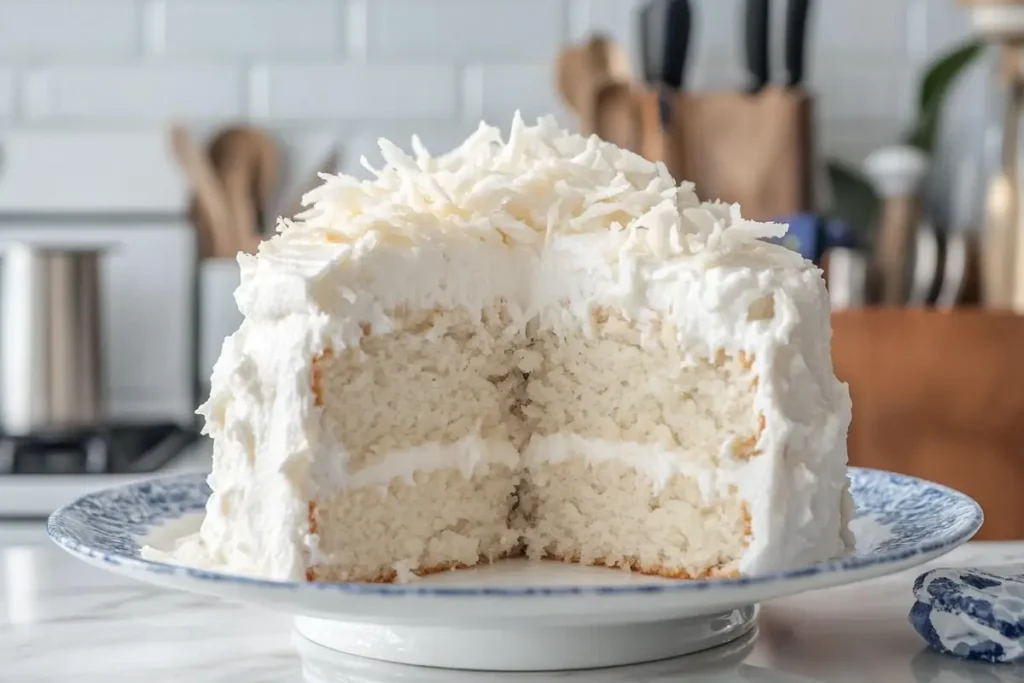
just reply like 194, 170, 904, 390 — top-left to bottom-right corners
251, 63, 459, 120
23, 65, 245, 121
0, 0, 988, 175
156, 0, 345, 57
473, 64, 569, 124
367, 0, 565, 61
0, 0, 140, 58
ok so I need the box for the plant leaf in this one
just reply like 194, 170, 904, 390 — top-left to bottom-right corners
825, 159, 879, 250
906, 94, 944, 152
907, 39, 985, 152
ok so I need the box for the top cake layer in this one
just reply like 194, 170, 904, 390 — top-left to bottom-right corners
234, 114, 814, 334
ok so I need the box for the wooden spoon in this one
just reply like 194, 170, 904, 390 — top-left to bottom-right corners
169, 126, 235, 259
556, 35, 632, 134
209, 127, 280, 254
635, 88, 666, 163
593, 83, 642, 152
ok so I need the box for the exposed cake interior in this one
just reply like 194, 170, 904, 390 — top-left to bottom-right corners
521, 311, 759, 578
308, 304, 525, 582
307, 299, 763, 582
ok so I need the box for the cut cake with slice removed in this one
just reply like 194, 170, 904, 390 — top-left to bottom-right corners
155, 114, 855, 583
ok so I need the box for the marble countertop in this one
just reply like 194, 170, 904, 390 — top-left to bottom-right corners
3, 541, 1024, 683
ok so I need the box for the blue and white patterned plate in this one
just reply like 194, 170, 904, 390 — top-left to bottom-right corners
911, 568, 1024, 663
48, 467, 982, 625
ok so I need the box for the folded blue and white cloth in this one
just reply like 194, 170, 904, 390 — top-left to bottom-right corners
910, 568, 1024, 664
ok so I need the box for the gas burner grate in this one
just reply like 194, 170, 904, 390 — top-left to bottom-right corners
0, 423, 197, 475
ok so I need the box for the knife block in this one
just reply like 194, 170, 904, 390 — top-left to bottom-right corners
832, 308, 1024, 539
661, 86, 815, 221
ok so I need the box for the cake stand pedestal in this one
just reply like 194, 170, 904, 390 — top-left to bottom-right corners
293, 605, 758, 671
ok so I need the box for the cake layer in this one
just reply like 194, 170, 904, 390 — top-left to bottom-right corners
519, 454, 750, 579
312, 305, 527, 470
520, 434, 752, 578
524, 308, 760, 461
307, 464, 520, 582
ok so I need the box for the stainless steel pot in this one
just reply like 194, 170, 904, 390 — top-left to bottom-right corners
0, 244, 105, 435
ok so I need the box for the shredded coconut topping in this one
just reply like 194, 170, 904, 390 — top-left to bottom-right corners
268, 112, 798, 268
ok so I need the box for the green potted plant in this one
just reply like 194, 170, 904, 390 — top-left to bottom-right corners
827, 39, 985, 246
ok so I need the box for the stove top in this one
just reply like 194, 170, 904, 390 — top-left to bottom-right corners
0, 423, 197, 475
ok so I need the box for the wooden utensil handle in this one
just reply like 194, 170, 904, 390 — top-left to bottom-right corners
636, 88, 665, 163
875, 194, 918, 305
556, 36, 632, 135
170, 127, 235, 259
593, 84, 640, 152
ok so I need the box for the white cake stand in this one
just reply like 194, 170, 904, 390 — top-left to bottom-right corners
293, 618, 765, 681
293, 605, 757, 671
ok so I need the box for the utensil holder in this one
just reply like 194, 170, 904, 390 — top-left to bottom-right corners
663, 86, 814, 221
833, 308, 1024, 539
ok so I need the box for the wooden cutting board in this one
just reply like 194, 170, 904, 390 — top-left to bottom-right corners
833, 308, 1024, 539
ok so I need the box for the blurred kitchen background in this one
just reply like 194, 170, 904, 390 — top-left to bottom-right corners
0, 0, 1020, 545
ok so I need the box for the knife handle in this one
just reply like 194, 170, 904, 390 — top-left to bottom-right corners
785, 0, 811, 87
745, 0, 770, 93
663, 0, 691, 92
638, 1, 659, 86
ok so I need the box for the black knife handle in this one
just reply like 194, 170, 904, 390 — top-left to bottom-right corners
785, 0, 811, 87
663, 0, 691, 92
638, 1, 658, 85
745, 0, 770, 93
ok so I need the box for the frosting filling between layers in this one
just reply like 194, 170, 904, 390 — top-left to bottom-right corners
341, 436, 520, 490
321, 434, 749, 501
522, 434, 745, 500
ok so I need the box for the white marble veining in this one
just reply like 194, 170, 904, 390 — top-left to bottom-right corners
3, 540, 1023, 682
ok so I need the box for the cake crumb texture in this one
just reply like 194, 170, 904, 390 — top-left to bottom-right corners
307, 464, 520, 582
314, 305, 527, 470
519, 459, 750, 579
303, 305, 764, 582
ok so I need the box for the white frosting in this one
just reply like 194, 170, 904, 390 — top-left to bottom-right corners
174, 113, 853, 581
343, 436, 520, 491
524, 433, 742, 501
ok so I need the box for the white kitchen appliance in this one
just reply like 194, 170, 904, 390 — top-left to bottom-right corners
0, 131, 213, 516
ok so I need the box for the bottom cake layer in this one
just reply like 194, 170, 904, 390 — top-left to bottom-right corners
519, 435, 750, 579
305, 434, 750, 582
307, 461, 521, 583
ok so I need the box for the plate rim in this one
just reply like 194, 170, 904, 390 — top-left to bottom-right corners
46, 466, 984, 598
